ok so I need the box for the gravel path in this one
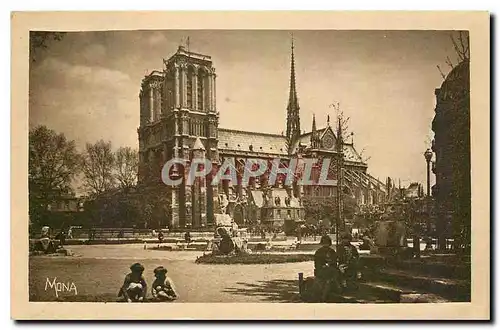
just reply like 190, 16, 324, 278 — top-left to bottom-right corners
29, 244, 314, 303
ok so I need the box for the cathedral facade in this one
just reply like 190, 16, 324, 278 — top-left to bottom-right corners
137, 44, 387, 230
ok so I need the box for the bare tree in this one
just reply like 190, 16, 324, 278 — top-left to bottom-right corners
358, 147, 372, 163
29, 126, 80, 224
436, 65, 447, 79
329, 102, 352, 137
81, 140, 116, 196
450, 31, 470, 62
437, 31, 470, 78
115, 147, 139, 189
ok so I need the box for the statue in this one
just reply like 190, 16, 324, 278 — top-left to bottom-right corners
228, 187, 237, 202
219, 194, 229, 215
262, 188, 272, 207
40, 226, 50, 238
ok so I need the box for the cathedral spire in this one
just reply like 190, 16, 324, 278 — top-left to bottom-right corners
286, 35, 301, 153
311, 113, 319, 148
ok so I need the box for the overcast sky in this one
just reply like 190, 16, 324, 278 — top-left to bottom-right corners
29, 30, 465, 187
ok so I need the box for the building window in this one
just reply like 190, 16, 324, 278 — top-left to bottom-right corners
153, 88, 160, 121
197, 70, 204, 110
187, 68, 194, 108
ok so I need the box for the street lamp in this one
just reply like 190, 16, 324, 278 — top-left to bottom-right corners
423, 148, 433, 250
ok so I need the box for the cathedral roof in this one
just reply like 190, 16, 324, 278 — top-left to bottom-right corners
218, 127, 365, 163
218, 128, 288, 155
288, 128, 324, 154
343, 144, 364, 163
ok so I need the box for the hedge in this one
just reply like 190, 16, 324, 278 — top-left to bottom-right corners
195, 253, 314, 264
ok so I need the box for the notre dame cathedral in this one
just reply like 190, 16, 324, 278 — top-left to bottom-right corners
137, 42, 387, 230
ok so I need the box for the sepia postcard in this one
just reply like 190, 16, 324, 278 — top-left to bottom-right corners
11, 11, 490, 320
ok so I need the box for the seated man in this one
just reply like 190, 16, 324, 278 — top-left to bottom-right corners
314, 235, 340, 302
151, 266, 178, 301
337, 232, 360, 290
118, 263, 147, 302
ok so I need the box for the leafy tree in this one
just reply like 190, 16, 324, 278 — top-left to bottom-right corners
137, 182, 171, 229
81, 140, 116, 196
29, 126, 80, 226
30, 31, 66, 62
83, 182, 171, 229
115, 147, 138, 189
302, 196, 336, 226
303, 188, 357, 222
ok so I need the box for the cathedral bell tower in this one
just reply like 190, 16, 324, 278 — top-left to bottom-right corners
162, 45, 219, 228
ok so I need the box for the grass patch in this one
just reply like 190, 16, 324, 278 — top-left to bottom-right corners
195, 253, 314, 265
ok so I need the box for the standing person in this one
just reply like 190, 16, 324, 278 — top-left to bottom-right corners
184, 231, 191, 244
314, 235, 340, 302
337, 232, 360, 290
67, 227, 73, 239
158, 230, 164, 244
55, 230, 66, 247
296, 224, 302, 244
118, 263, 147, 302
151, 266, 178, 301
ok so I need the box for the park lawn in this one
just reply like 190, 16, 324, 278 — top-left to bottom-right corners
29, 255, 313, 303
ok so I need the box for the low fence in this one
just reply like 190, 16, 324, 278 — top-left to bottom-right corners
64, 227, 289, 241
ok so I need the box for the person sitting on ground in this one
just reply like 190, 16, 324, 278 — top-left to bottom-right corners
151, 266, 178, 301
118, 263, 147, 302
337, 232, 360, 290
314, 235, 340, 301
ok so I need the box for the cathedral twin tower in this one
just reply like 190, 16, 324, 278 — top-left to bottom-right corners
138, 42, 303, 229
138, 45, 219, 228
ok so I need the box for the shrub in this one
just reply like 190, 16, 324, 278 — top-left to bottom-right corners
195, 253, 314, 265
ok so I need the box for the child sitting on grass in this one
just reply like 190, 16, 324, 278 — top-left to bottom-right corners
151, 266, 178, 301
118, 263, 147, 302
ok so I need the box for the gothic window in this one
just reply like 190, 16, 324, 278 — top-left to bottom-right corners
152, 87, 160, 121
166, 76, 174, 110
187, 67, 194, 109
197, 70, 204, 110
